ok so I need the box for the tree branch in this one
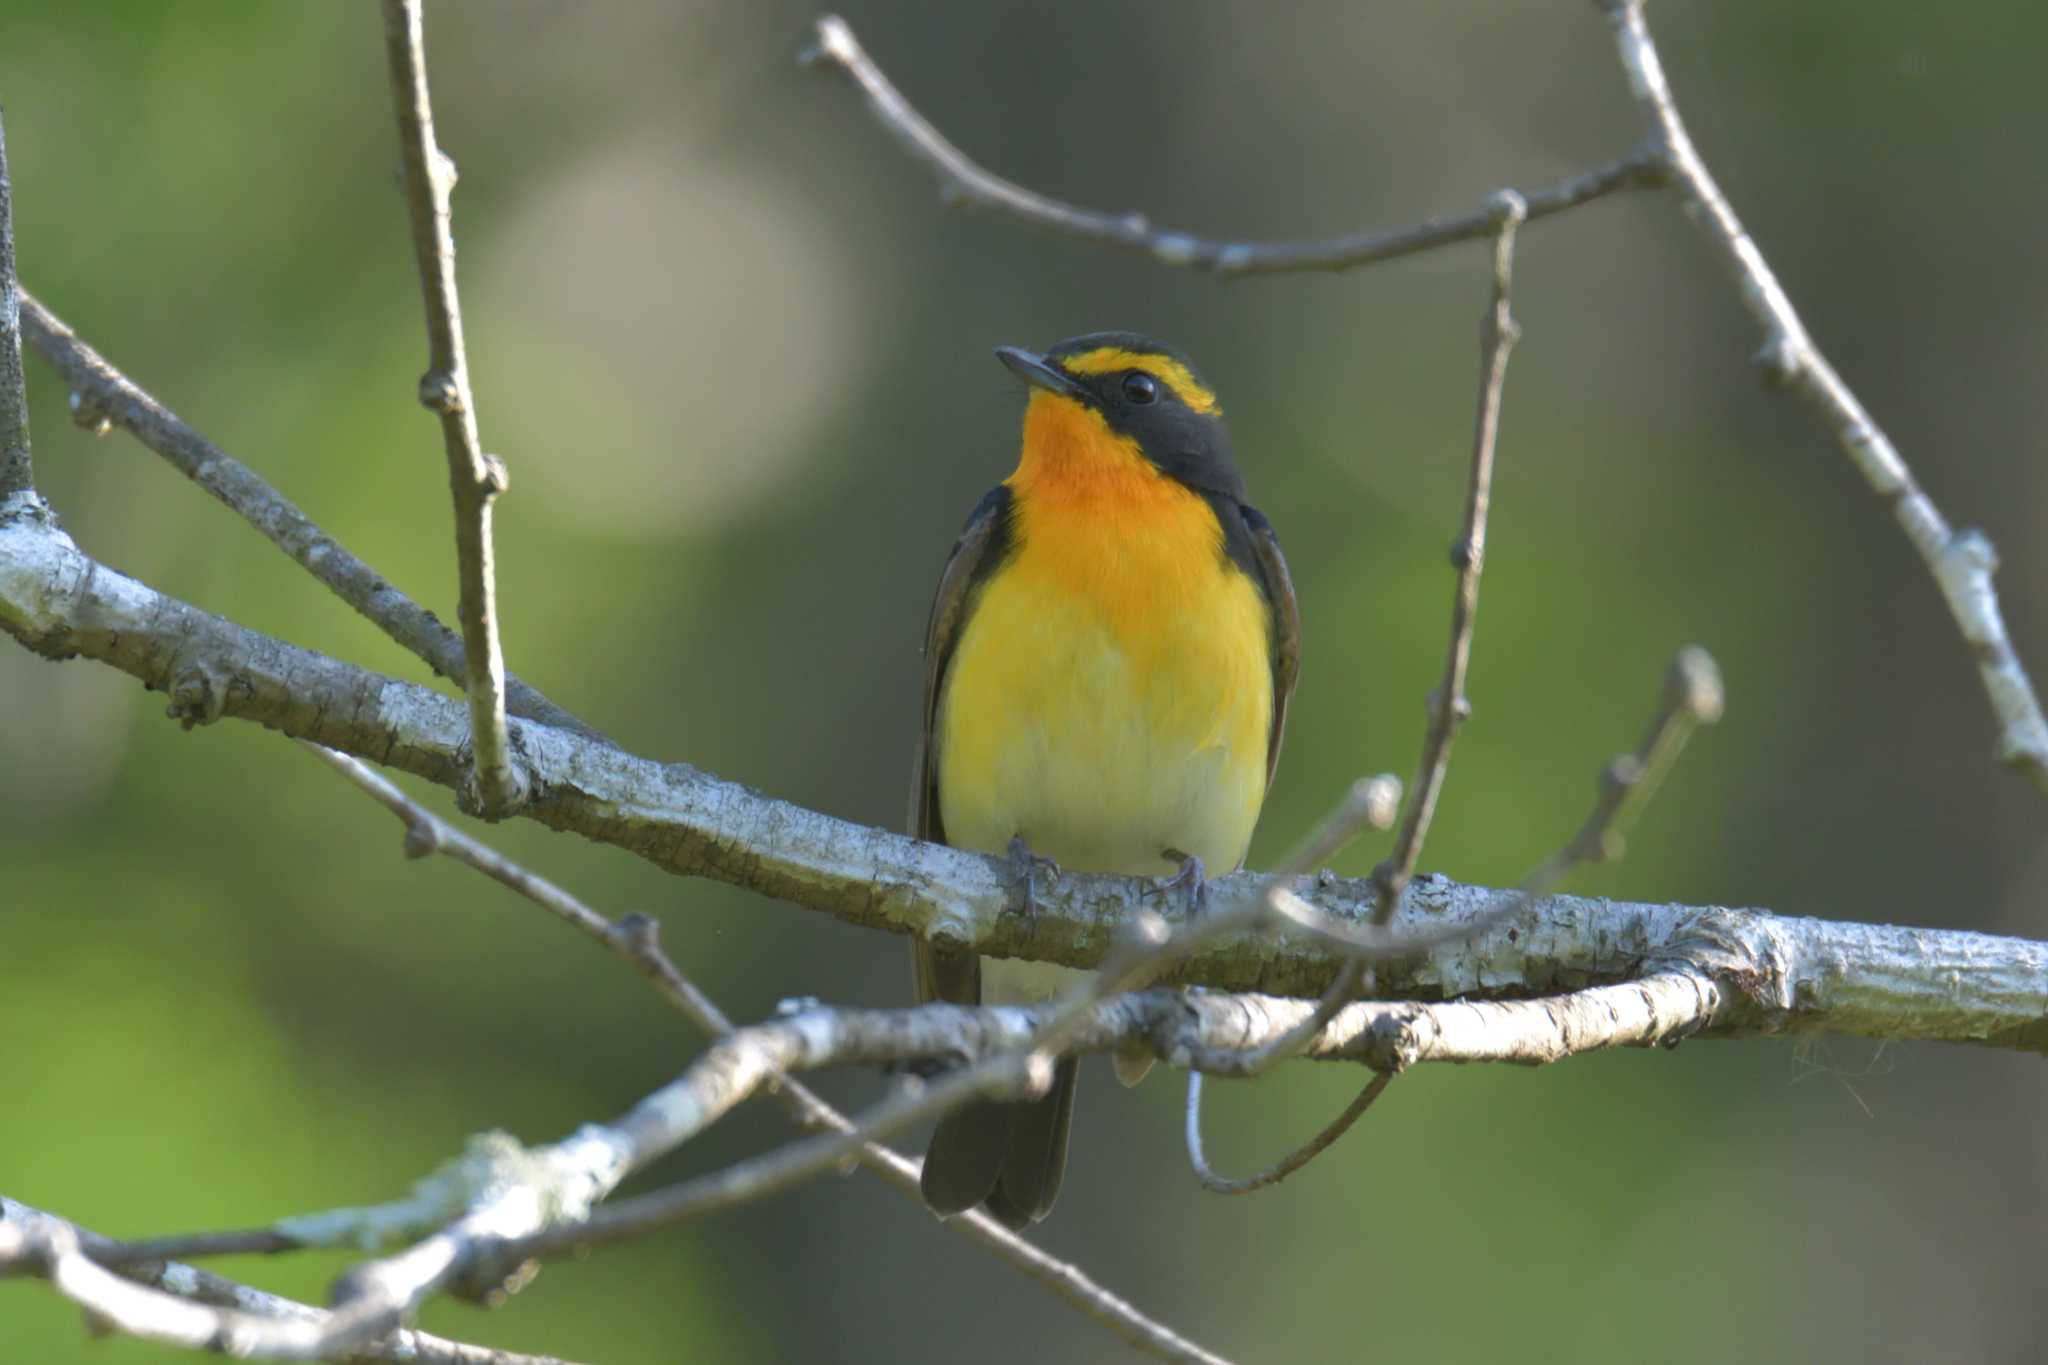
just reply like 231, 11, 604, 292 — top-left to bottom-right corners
301, 743, 1233, 1365
16, 291, 599, 741
1597, 0, 2048, 790
801, 16, 1662, 276
382, 0, 523, 815
0, 1199, 578, 1365
294, 969, 1734, 1314
1372, 191, 1526, 924
378, 959, 1729, 1280
0, 110, 30, 499
4, 501, 2045, 1043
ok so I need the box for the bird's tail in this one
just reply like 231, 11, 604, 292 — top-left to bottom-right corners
920, 1056, 1079, 1229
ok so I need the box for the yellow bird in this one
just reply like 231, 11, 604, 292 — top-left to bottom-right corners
911, 332, 1300, 1227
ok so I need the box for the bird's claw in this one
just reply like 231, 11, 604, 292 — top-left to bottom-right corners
1006, 835, 1062, 917
1154, 850, 1208, 919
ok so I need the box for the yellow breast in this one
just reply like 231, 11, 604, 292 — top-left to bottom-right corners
935, 396, 1274, 879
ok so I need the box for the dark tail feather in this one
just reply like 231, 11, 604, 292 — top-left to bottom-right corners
911, 940, 1079, 1227
921, 1098, 1012, 1215
920, 1058, 1080, 1228
989, 1057, 1080, 1228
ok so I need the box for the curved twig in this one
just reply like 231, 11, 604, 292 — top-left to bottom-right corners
801, 15, 1661, 277
1184, 1072, 1391, 1196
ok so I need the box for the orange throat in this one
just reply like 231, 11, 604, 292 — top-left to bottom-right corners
1009, 390, 1202, 526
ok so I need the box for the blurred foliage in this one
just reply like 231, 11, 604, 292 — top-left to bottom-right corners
5, 2, 2047, 1361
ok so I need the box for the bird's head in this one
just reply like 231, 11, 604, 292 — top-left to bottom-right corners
998, 332, 1243, 500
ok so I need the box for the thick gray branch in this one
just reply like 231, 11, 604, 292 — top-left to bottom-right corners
4, 498, 2044, 1051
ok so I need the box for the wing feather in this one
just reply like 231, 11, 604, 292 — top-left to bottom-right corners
1237, 502, 1301, 789
908, 486, 1014, 1007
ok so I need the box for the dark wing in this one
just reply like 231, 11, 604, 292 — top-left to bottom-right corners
908, 485, 1014, 1009
910, 486, 1028, 1218
1238, 503, 1301, 789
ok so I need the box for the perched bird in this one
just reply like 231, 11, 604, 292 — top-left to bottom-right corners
910, 332, 1300, 1228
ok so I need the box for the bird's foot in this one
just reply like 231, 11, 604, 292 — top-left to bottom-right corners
1006, 835, 1062, 918
1154, 850, 1208, 919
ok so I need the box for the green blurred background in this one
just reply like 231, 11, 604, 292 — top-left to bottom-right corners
5, 2, 2046, 1361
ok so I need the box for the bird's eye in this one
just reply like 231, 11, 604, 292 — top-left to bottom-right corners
1121, 371, 1159, 405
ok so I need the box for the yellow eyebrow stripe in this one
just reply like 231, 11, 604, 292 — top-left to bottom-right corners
1056, 348, 1219, 415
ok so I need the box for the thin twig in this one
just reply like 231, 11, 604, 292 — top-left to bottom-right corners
0, 110, 32, 499
72, 1227, 302, 1271
1599, 0, 2048, 791
1184, 1073, 1391, 1196
381, 0, 523, 816
1372, 193, 1526, 925
15, 292, 599, 741
302, 743, 1233, 1365
1271, 646, 1722, 960
1270, 775, 1404, 879
491, 1050, 1045, 1264
0, 1199, 578, 1365
802, 15, 1661, 276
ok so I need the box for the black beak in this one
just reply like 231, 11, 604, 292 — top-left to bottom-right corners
995, 346, 1087, 401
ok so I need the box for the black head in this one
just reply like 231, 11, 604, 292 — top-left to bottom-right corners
995, 331, 1244, 500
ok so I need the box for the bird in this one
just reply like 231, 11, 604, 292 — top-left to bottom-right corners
909, 331, 1300, 1228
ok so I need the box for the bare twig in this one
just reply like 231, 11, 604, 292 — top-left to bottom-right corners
802, 16, 1661, 276
16, 292, 598, 741
71, 1226, 302, 1271
1184, 1073, 1391, 1196
1599, 0, 2048, 791
1271, 775, 1404, 876
0, 111, 30, 499
1270, 646, 1724, 960
303, 743, 1232, 1365
381, 0, 522, 816
1372, 194, 1526, 923
0, 1200, 578, 1365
